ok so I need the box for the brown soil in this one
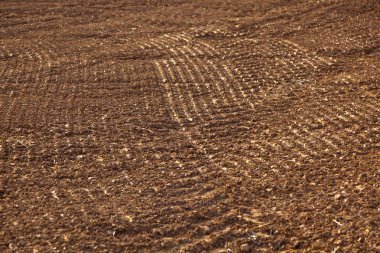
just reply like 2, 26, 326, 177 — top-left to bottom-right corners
0, 0, 379, 252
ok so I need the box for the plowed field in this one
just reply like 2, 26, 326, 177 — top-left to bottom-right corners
1, 0, 379, 252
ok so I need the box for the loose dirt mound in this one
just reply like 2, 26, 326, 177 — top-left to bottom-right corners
0, 0, 379, 252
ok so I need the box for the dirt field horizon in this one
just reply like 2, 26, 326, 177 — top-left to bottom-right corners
1, 0, 379, 252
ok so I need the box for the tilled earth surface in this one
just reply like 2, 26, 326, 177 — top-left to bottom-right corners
0, 0, 379, 252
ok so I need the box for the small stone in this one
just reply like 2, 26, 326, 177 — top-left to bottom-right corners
160, 238, 173, 248
240, 243, 251, 252
201, 225, 210, 233
356, 185, 365, 191
153, 228, 163, 236
293, 240, 301, 249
